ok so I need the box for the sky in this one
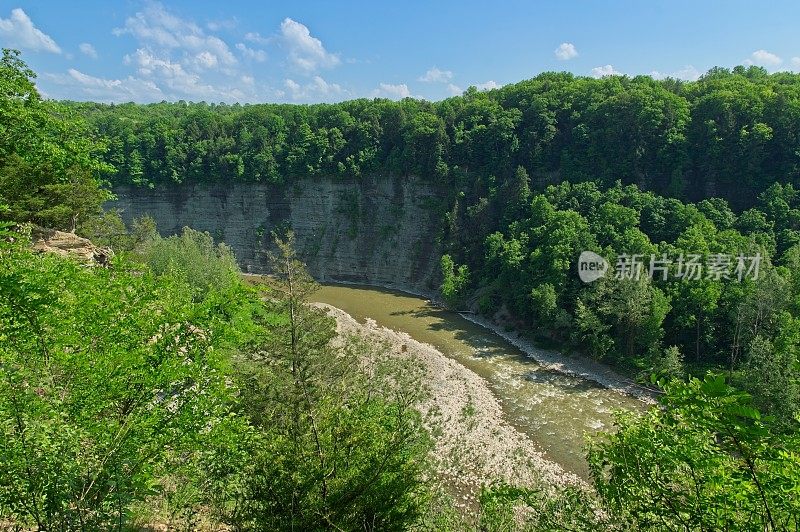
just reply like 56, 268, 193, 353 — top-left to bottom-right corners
1, 0, 799, 104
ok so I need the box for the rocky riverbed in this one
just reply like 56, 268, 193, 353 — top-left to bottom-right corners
316, 303, 585, 512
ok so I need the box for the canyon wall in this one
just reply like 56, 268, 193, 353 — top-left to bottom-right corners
110, 175, 443, 293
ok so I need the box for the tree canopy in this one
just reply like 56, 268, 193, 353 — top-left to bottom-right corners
0, 49, 112, 231
70, 66, 800, 211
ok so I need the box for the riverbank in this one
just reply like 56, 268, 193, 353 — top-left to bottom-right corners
459, 313, 659, 404
296, 275, 659, 405
315, 302, 585, 512
247, 274, 658, 405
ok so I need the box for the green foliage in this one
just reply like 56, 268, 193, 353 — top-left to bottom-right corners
739, 319, 800, 429
653, 345, 686, 380
0, 49, 113, 231
577, 277, 670, 363
0, 227, 435, 530
29, 48, 800, 424
477, 483, 607, 531
76, 209, 128, 248
0, 234, 238, 529
440, 254, 470, 308
6, 49, 800, 528
476, 375, 800, 530
208, 233, 433, 531
588, 374, 800, 530
443, 176, 800, 426
137, 226, 240, 299
67, 66, 800, 214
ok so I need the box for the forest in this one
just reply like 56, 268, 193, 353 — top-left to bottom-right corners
2, 47, 800, 529
71, 63, 800, 211
65, 54, 800, 426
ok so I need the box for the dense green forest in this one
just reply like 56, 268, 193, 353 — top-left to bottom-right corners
72, 64, 800, 210
62, 56, 800, 423
2, 49, 800, 529
442, 176, 800, 427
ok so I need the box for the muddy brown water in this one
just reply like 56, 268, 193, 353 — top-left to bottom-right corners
312, 283, 646, 479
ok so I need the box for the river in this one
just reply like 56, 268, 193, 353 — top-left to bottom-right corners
312, 283, 645, 478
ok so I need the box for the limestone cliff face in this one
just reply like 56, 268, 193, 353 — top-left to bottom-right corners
110, 175, 443, 293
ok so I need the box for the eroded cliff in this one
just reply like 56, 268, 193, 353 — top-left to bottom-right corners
110, 175, 443, 293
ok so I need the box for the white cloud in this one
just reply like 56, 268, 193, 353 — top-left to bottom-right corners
45, 68, 164, 102
650, 65, 701, 81
418, 67, 453, 83
371, 82, 411, 100
126, 49, 203, 92
447, 84, 462, 96
280, 18, 340, 73
744, 49, 782, 67
47, 4, 294, 107
792, 57, 800, 71
79, 42, 98, 59
476, 80, 500, 90
554, 42, 578, 60
123, 48, 246, 101
0, 8, 61, 54
193, 51, 218, 69
113, 3, 236, 66
284, 75, 345, 101
591, 64, 622, 78
206, 18, 237, 32
236, 42, 267, 62
105, 3, 266, 102
244, 31, 270, 45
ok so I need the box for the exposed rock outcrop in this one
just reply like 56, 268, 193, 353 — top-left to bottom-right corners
31, 227, 113, 266
110, 175, 443, 292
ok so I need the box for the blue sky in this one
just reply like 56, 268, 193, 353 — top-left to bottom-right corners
1, 0, 799, 104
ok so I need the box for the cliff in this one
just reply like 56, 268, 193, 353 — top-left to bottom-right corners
110, 175, 443, 293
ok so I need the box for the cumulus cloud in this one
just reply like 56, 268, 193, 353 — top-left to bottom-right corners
591, 64, 623, 78
447, 84, 462, 96
554, 42, 578, 60
650, 65, 701, 81
280, 18, 340, 72
371, 83, 411, 100
126, 48, 204, 92
236, 42, 267, 62
123, 48, 248, 100
102, 3, 273, 102
744, 49, 782, 67
284, 75, 345, 101
44, 68, 164, 103
476, 80, 500, 90
79, 42, 98, 59
0, 8, 61, 54
42, 4, 304, 104
792, 57, 800, 71
244, 31, 270, 45
113, 2, 236, 66
418, 67, 453, 83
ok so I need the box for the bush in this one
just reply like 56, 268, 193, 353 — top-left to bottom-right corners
138, 226, 240, 299
0, 235, 238, 529
440, 254, 470, 308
